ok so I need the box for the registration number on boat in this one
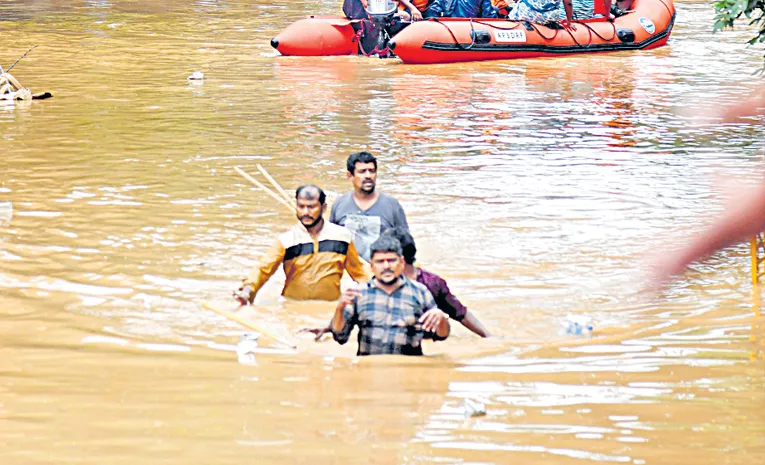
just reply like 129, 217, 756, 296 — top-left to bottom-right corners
493, 30, 527, 43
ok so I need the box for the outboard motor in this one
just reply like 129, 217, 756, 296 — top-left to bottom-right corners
365, 0, 398, 54
362, 0, 398, 58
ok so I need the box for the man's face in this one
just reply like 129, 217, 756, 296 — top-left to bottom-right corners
370, 251, 404, 285
296, 196, 325, 228
348, 162, 377, 194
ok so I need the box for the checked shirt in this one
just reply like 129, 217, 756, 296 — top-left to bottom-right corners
331, 276, 446, 356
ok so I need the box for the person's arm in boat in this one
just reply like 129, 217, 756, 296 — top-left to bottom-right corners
399, 0, 424, 20
563, 0, 573, 24
651, 178, 765, 287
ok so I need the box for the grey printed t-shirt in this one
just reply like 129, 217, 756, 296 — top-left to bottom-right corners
329, 192, 408, 262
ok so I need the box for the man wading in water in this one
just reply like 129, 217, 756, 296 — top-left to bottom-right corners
234, 185, 368, 304
302, 227, 490, 339
330, 151, 409, 262
330, 235, 450, 356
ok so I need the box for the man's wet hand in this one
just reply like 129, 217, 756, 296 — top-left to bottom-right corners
410, 8, 423, 21
339, 288, 361, 309
233, 284, 253, 306
419, 309, 447, 332
232, 291, 248, 306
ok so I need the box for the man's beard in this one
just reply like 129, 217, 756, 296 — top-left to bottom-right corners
299, 215, 322, 228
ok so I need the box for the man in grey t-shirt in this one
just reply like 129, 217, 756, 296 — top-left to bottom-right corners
329, 151, 408, 262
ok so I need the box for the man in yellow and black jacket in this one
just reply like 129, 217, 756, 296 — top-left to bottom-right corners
234, 185, 369, 304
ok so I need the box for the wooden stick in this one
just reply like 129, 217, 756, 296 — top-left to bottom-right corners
6, 45, 38, 73
201, 301, 296, 349
234, 166, 295, 213
257, 164, 292, 203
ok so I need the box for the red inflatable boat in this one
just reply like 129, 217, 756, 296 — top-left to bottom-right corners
271, 0, 675, 64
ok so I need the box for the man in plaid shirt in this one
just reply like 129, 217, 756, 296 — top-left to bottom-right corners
330, 235, 450, 356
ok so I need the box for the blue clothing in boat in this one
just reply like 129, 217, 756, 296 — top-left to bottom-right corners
506, 0, 598, 24
506, 0, 565, 23
425, 0, 498, 18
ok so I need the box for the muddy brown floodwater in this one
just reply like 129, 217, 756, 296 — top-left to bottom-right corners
0, 1, 763, 464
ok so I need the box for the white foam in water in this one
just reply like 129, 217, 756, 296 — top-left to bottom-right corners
0, 201, 12, 225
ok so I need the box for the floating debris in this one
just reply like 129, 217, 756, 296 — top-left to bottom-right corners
463, 398, 487, 418
0, 46, 50, 104
236, 332, 260, 365
187, 71, 205, 80
561, 315, 594, 337
0, 71, 51, 103
0, 201, 11, 226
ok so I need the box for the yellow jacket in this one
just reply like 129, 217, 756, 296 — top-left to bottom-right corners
244, 221, 369, 301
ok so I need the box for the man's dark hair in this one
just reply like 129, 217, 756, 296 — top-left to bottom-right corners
346, 151, 377, 175
370, 235, 402, 259
381, 227, 416, 265
295, 185, 326, 205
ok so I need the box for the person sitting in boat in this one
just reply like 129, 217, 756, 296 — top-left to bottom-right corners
611, 0, 633, 17
396, 0, 432, 21
424, 0, 499, 18
505, 0, 572, 25
343, 0, 425, 20
233, 185, 369, 304
505, 0, 610, 25
330, 235, 450, 356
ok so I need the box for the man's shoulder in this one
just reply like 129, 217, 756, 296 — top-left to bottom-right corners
378, 192, 402, 206
321, 221, 354, 242
418, 267, 448, 285
277, 223, 307, 246
405, 277, 432, 296
333, 192, 354, 208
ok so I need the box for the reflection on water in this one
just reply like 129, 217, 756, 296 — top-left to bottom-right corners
1, 0, 764, 464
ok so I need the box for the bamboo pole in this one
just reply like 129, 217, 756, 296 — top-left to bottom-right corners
201, 301, 296, 349
257, 164, 292, 203
234, 166, 295, 214
751, 237, 758, 286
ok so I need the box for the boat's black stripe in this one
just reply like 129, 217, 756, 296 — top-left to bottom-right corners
284, 240, 349, 261
284, 242, 314, 261
318, 239, 349, 256
421, 12, 675, 54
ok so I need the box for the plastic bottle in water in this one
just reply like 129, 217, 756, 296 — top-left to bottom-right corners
236, 332, 260, 365
0, 201, 12, 226
561, 315, 594, 337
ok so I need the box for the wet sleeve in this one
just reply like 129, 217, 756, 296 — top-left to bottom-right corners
435, 276, 468, 321
243, 238, 285, 301
345, 240, 371, 282
331, 303, 357, 345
